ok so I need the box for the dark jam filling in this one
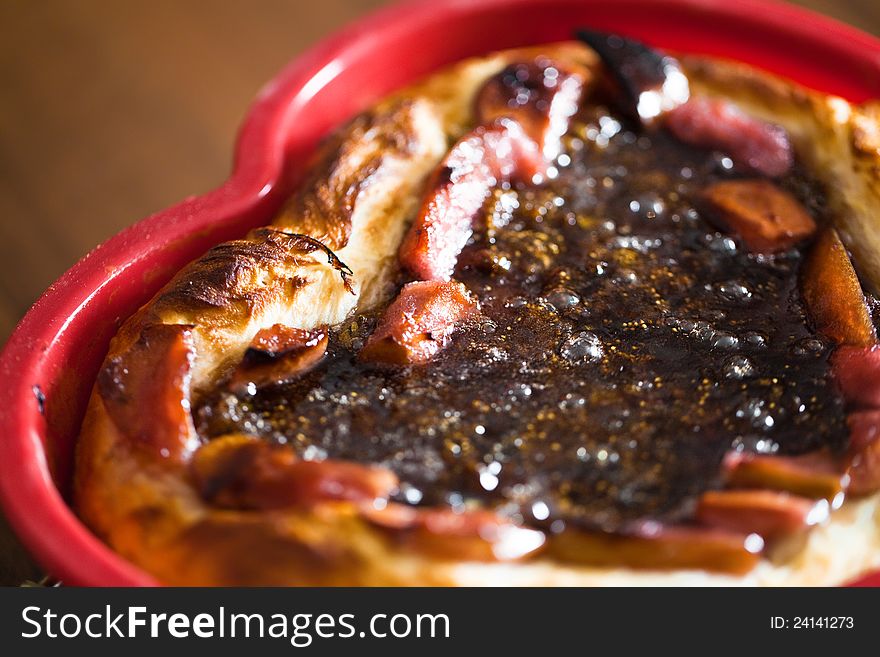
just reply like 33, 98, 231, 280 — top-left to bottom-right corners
196, 104, 849, 534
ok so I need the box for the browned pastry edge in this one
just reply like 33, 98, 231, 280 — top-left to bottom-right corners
74, 43, 880, 586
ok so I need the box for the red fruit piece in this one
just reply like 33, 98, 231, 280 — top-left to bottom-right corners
228, 325, 328, 392
360, 280, 480, 365
398, 126, 527, 281
666, 97, 793, 177
832, 345, 880, 408
802, 228, 876, 347
723, 450, 847, 500
97, 323, 199, 463
550, 524, 763, 574
400, 60, 583, 281
475, 59, 584, 163
700, 179, 816, 253
696, 489, 821, 540
366, 504, 545, 562
846, 411, 880, 496
192, 435, 398, 510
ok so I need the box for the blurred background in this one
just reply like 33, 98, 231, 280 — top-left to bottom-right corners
0, 0, 877, 583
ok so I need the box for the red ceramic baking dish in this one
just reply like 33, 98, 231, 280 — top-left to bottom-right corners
2, 0, 880, 586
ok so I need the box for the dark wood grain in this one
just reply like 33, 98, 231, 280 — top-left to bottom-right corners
0, 0, 877, 584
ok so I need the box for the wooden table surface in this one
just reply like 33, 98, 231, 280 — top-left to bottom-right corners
0, 0, 878, 584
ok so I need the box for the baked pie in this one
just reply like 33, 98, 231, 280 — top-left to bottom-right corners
75, 32, 880, 585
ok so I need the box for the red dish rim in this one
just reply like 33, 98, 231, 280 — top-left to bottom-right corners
2, 0, 880, 586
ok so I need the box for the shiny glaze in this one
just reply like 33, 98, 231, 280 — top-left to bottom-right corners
197, 99, 850, 535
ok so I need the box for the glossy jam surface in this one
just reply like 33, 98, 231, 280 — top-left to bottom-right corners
197, 103, 848, 533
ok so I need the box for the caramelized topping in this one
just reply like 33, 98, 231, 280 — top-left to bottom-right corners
98, 323, 199, 462
194, 39, 867, 570
360, 280, 480, 365
200, 97, 849, 539
802, 228, 876, 347
700, 179, 816, 253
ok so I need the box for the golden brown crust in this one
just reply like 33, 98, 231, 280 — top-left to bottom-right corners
136, 228, 356, 395
274, 99, 427, 251
75, 43, 880, 586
